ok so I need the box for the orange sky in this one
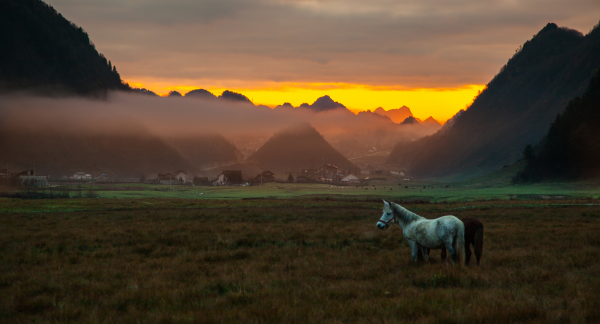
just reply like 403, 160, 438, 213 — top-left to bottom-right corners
128, 80, 486, 123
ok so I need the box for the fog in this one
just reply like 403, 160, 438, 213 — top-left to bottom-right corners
0, 91, 438, 141
0, 92, 441, 177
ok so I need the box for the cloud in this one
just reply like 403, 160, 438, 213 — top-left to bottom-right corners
45, 0, 600, 88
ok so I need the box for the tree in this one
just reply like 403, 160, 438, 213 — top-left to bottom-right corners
522, 144, 534, 162
288, 174, 294, 182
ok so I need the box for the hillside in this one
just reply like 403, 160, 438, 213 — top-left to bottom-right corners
0, 0, 129, 95
515, 68, 600, 181
0, 128, 242, 179
388, 22, 600, 179
247, 124, 355, 172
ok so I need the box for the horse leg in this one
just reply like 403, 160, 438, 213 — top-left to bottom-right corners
440, 247, 447, 261
474, 227, 484, 266
408, 240, 419, 262
419, 245, 430, 262
465, 243, 472, 265
444, 240, 458, 265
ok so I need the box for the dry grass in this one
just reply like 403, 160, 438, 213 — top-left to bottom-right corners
1, 199, 599, 323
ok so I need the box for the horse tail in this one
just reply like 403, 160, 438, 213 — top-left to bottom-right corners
455, 220, 466, 266
474, 226, 484, 266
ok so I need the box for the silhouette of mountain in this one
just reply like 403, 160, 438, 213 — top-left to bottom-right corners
356, 110, 394, 123
299, 95, 347, 112
185, 89, 217, 100
219, 90, 252, 103
274, 102, 294, 110
132, 88, 158, 96
388, 22, 600, 179
422, 116, 441, 127
400, 116, 420, 125
247, 123, 355, 172
515, 68, 600, 181
374, 106, 413, 123
0, 0, 130, 95
167, 91, 182, 97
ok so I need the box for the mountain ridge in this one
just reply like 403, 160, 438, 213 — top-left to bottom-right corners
387, 22, 600, 179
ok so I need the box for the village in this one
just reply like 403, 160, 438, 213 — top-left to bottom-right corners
0, 163, 408, 189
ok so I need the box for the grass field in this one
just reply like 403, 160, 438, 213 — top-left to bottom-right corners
1, 198, 600, 323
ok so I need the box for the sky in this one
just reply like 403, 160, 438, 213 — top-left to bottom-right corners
46, 0, 600, 122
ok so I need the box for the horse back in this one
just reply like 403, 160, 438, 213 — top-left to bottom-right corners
461, 217, 483, 245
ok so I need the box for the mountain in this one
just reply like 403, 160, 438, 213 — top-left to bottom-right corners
0, 0, 130, 95
515, 68, 600, 181
247, 123, 355, 172
274, 102, 294, 110
422, 117, 442, 127
185, 89, 217, 100
219, 90, 252, 103
167, 91, 182, 97
373, 106, 413, 123
299, 95, 347, 112
0, 127, 241, 178
132, 88, 158, 96
400, 116, 420, 125
387, 22, 600, 179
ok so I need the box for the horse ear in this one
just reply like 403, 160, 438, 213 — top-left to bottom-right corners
383, 199, 388, 205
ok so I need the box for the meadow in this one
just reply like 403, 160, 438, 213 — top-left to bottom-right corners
1, 197, 600, 323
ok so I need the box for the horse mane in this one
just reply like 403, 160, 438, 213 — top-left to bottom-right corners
390, 202, 422, 226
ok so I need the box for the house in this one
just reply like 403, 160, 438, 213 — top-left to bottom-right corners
317, 164, 339, 182
255, 171, 275, 182
158, 173, 179, 185
15, 170, 35, 177
0, 168, 9, 178
214, 170, 244, 185
340, 174, 360, 185
72, 172, 91, 180
172, 170, 190, 183
20, 175, 48, 186
157, 170, 191, 184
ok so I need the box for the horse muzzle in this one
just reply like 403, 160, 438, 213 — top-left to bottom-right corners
376, 222, 388, 230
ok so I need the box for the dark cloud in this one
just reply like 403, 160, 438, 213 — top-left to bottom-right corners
46, 0, 600, 87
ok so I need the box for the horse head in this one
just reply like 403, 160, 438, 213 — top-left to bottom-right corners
377, 200, 396, 229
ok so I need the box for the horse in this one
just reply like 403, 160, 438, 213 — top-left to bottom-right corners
419, 217, 484, 265
376, 200, 466, 265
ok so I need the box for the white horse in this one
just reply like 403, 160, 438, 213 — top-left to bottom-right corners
376, 200, 466, 265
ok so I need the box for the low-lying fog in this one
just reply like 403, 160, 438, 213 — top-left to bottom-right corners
0, 92, 441, 177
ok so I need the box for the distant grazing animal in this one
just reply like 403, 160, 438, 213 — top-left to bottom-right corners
419, 217, 484, 265
376, 200, 465, 265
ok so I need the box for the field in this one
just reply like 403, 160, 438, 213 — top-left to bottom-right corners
1, 197, 600, 323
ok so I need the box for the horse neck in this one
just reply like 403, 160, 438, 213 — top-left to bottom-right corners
392, 203, 422, 228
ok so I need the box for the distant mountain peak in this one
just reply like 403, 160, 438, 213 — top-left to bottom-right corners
539, 22, 558, 35
400, 116, 420, 125
248, 123, 354, 172
219, 90, 252, 103
301, 95, 346, 112
423, 116, 441, 126
185, 89, 216, 99
167, 90, 182, 97
373, 106, 413, 123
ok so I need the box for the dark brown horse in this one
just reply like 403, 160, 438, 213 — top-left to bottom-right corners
418, 217, 484, 265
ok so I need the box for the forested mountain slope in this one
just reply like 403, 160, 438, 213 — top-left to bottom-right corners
387, 22, 600, 179
515, 68, 600, 181
0, 0, 129, 95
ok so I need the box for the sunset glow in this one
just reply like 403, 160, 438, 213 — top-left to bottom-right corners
127, 80, 486, 123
